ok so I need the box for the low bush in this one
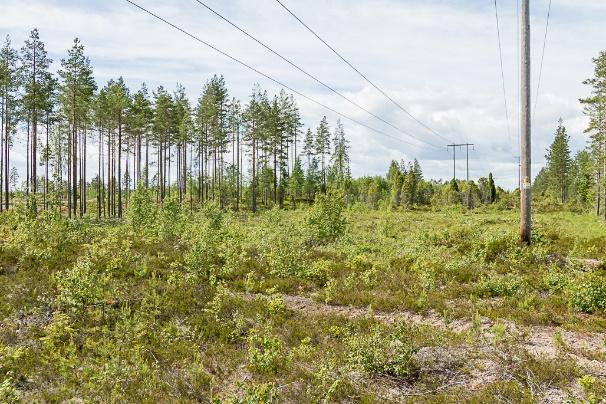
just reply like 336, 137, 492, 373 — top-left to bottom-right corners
247, 329, 284, 374
305, 193, 346, 245
54, 258, 105, 309
567, 272, 606, 313
476, 274, 526, 298
346, 325, 417, 379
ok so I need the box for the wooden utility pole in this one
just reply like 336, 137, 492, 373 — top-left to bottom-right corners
520, 0, 531, 244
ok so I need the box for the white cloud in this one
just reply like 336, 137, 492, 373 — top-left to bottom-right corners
0, 0, 602, 190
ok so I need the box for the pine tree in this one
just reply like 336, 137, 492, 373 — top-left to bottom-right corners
0, 35, 20, 211
107, 78, 130, 217
304, 157, 320, 202
227, 98, 242, 210
580, 51, 606, 217
243, 85, 266, 212
171, 84, 192, 204
41, 72, 58, 210
413, 159, 423, 180
152, 86, 173, 203
21, 29, 52, 200
58, 38, 96, 218
126, 84, 152, 190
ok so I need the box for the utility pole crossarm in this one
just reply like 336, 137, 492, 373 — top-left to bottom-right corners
447, 143, 475, 182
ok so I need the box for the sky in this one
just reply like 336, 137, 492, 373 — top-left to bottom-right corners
1, 0, 605, 190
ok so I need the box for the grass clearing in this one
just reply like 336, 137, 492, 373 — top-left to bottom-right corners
1, 205, 606, 402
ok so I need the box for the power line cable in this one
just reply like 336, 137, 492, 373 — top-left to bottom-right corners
493, 0, 515, 159
123, 0, 436, 150
190, 0, 440, 149
532, 0, 552, 127
274, 0, 453, 144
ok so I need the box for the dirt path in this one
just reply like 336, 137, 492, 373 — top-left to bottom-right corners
274, 294, 605, 361
242, 292, 606, 402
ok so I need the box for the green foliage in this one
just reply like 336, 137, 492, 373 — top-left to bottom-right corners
346, 325, 417, 379
183, 208, 245, 279
247, 329, 283, 374
305, 192, 346, 245
54, 258, 105, 309
3, 202, 606, 402
157, 196, 182, 239
579, 374, 606, 403
542, 265, 571, 293
232, 382, 278, 404
126, 185, 156, 233
476, 274, 526, 298
476, 231, 518, 263
0, 377, 18, 403
567, 272, 606, 313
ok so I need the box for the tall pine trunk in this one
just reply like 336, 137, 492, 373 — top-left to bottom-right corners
118, 114, 122, 217
252, 137, 257, 213
26, 121, 30, 196
71, 90, 78, 218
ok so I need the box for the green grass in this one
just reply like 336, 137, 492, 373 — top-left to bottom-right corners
1, 204, 605, 402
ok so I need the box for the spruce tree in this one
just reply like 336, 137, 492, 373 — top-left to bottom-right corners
387, 160, 403, 207
288, 156, 304, 207
488, 173, 497, 203
401, 163, 418, 207
545, 119, 572, 203
570, 150, 593, 207
315, 116, 330, 192
329, 119, 350, 187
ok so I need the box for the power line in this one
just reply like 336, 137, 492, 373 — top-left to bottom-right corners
493, 0, 515, 159
190, 0, 440, 150
533, 0, 552, 126
123, 0, 435, 150
274, 0, 453, 145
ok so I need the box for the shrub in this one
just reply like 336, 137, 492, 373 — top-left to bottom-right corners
542, 265, 571, 293
305, 193, 346, 245
264, 235, 306, 277
302, 259, 332, 284
126, 186, 156, 233
0, 377, 18, 403
567, 273, 606, 313
157, 196, 182, 240
476, 274, 526, 298
253, 211, 307, 278
54, 258, 104, 309
183, 213, 246, 279
233, 382, 278, 404
346, 325, 417, 379
247, 330, 283, 374
476, 231, 518, 263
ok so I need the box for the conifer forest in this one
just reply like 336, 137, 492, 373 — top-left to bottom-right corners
2, 1, 606, 402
